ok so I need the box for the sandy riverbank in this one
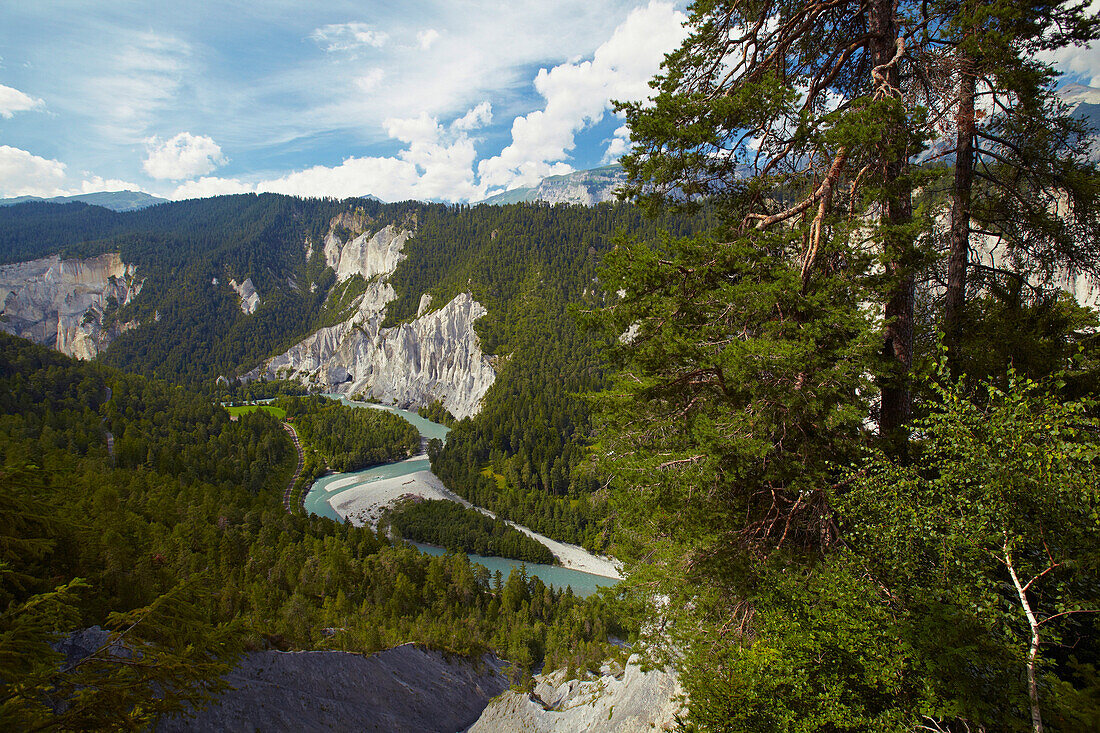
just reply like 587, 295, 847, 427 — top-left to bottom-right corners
327, 472, 622, 580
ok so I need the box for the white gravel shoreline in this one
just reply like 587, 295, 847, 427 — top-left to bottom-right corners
328, 471, 623, 580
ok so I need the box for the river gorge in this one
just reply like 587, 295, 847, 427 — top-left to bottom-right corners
301, 396, 620, 597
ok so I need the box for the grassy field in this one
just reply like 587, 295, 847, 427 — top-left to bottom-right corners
226, 404, 287, 419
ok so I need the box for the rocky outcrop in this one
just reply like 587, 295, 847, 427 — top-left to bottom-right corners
324, 223, 409, 282
55, 630, 508, 731
0, 253, 142, 359
266, 291, 495, 419
259, 218, 495, 419
468, 655, 683, 733
228, 277, 260, 314
160, 643, 508, 733
481, 164, 627, 206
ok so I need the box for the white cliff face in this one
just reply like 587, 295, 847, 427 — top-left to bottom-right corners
0, 253, 142, 359
260, 218, 495, 419
266, 291, 495, 420
324, 223, 409, 282
229, 277, 261, 314
468, 655, 683, 733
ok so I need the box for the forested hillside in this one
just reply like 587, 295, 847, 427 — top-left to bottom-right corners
1, 195, 706, 552
0, 333, 624, 729
380, 203, 706, 551
277, 395, 420, 472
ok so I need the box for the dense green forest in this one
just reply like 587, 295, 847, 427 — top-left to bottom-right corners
0, 195, 706, 553
0, 333, 624, 729
0, 194, 411, 383
591, 0, 1100, 731
384, 498, 556, 564
275, 395, 420, 472
379, 202, 708, 551
416, 399, 457, 427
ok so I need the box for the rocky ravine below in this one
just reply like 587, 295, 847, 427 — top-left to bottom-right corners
156, 642, 508, 733
0, 253, 142, 359
256, 221, 495, 420
68, 625, 499, 732
468, 655, 683, 732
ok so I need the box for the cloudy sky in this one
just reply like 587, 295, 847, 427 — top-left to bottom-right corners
0, 1, 691, 202
1, 1, 1097, 203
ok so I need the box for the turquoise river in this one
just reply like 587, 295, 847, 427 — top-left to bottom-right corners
302, 396, 618, 597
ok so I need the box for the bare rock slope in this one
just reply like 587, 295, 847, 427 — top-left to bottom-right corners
468, 655, 683, 733
259, 220, 495, 419
0, 253, 142, 359
160, 643, 508, 733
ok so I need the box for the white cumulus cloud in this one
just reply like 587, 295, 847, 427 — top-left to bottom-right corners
311, 22, 388, 53
143, 132, 228, 180
0, 145, 67, 197
0, 145, 146, 197
477, 1, 687, 191
417, 29, 441, 50
170, 105, 492, 203
453, 101, 492, 131
172, 176, 254, 200
603, 123, 632, 163
0, 84, 44, 118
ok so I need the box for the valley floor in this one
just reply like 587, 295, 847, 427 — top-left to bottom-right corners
328, 467, 622, 579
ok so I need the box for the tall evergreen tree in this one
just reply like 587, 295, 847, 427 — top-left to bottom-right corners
911, 0, 1100, 360
601, 0, 1100, 728
617, 0, 928, 449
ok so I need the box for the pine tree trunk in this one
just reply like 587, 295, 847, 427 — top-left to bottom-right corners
945, 65, 976, 361
870, 0, 915, 452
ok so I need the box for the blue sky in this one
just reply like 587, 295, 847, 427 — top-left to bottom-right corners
0, 1, 690, 202
2, 1, 1098, 203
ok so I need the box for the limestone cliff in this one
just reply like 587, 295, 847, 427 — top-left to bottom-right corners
259, 218, 495, 419
0, 253, 142, 359
324, 222, 409, 282
228, 277, 260, 314
468, 655, 683, 733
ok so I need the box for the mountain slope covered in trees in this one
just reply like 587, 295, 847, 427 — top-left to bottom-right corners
0, 333, 625, 728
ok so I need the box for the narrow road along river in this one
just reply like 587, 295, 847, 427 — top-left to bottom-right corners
302, 396, 620, 597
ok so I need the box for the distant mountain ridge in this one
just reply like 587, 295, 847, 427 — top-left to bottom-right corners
0, 190, 167, 212
480, 164, 627, 206
1059, 83, 1100, 159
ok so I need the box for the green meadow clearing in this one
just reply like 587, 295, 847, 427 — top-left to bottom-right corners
226, 404, 287, 420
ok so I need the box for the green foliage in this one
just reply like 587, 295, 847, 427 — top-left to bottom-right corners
278, 395, 420, 472
836, 369, 1100, 730
394, 203, 704, 551
384, 499, 555, 564
0, 333, 627, 726
675, 560, 921, 733
225, 404, 287, 419
417, 399, 456, 428
592, 225, 875, 582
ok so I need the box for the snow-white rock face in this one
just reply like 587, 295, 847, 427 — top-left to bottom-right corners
0, 253, 142, 359
468, 655, 683, 733
259, 216, 495, 419
324, 222, 409, 282
228, 277, 260, 314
